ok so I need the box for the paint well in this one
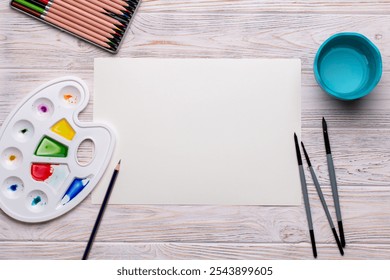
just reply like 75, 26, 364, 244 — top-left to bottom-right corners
2, 177, 24, 199
33, 98, 54, 119
12, 120, 34, 143
31, 163, 52, 181
1, 147, 23, 170
31, 163, 70, 189
59, 85, 81, 107
51, 118, 76, 140
35, 136, 68, 157
61, 177, 90, 205
26, 190, 48, 212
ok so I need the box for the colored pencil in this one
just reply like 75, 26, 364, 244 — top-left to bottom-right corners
17, 0, 121, 44
12, 0, 118, 50
323, 117, 345, 248
82, 160, 121, 260
301, 142, 344, 256
294, 133, 317, 258
11, 0, 140, 52
94, 0, 129, 13
47, 0, 127, 27
45, 1, 123, 34
79, 0, 129, 17
28, 0, 121, 39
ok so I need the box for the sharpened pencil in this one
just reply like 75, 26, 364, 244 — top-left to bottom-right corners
39, 4, 121, 41
82, 160, 121, 260
11, 0, 141, 52
47, 0, 127, 27
35, 0, 124, 35
10, 0, 139, 51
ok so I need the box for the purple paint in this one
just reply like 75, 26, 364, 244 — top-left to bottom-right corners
38, 104, 48, 113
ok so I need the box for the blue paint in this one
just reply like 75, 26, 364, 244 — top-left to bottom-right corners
8, 184, 18, 192
32, 196, 42, 206
61, 178, 90, 205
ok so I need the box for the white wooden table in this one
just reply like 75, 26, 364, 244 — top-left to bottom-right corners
1, 0, 389, 260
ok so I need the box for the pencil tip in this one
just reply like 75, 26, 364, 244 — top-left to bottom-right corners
116, 160, 121, 170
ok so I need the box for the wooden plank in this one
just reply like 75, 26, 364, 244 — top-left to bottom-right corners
0, 186, 389, 244
0, 12, 388, 71
1, 241, 389, 259
138, 0, 390, 14
3, 0, 390, 14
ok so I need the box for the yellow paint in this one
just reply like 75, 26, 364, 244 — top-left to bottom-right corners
51, 119, 76, 140
9, 155, 16, 161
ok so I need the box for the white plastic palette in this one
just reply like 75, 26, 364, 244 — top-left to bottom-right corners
0, 77, 115, 223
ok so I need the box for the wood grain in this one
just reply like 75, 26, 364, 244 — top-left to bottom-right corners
139, 0, 390, 14
1, 1, 389, 260
1, 242, 390, 260
1, 10, 388, 71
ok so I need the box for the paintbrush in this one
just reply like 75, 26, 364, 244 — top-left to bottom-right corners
323, 117, 345, 247
301, 141, 344, 256
294, 133, 317, 258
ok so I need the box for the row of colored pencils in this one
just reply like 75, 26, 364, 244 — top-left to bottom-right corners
11, 0, 140, 52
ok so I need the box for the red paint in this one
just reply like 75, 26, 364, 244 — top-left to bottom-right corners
31, 163, 53, 181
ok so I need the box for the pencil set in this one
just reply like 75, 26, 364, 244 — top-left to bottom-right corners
10, 0, 140, 53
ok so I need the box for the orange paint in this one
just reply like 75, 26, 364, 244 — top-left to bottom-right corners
64, 94, 73, 100
9, 155, 16, 161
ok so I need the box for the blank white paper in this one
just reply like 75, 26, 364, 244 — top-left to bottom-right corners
92, 58, 301, 205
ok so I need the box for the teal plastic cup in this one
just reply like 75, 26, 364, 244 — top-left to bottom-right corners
314, 32, 382, 100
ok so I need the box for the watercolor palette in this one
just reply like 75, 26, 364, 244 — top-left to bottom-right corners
0, 77, 115, 223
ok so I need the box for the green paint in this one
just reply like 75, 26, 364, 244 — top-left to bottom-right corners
14, 0, 45, 14
35, 136, 68, 158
